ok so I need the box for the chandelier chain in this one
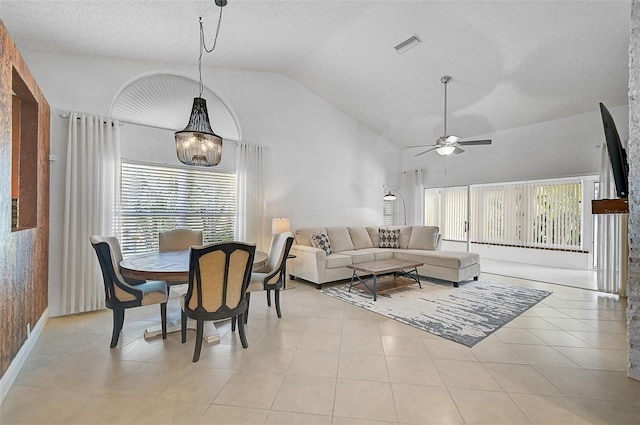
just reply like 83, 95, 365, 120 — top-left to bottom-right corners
198, 6, 224, 97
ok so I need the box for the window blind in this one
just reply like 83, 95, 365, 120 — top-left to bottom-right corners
120, 162, 236, 256
425, 177, 583, 250
471, 179, 582, 249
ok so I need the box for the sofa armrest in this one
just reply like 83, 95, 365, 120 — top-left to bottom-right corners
289, 244, 328, 284
291, 244, 326, 257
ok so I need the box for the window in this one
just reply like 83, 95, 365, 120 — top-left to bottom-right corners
425, 177, 584, 250
120, 162, 236, 256
424, 186, 468, 241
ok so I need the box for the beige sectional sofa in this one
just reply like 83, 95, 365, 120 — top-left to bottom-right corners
288, 225, 480, 289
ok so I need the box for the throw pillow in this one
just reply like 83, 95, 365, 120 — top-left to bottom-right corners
378, 228, 400, 248
310, 232, 333, 254
408, 226, 439, 250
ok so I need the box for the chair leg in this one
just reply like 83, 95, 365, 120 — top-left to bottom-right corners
193, 320, 204, 362
181, 310, 187, 343
266, 289, 271, 307
231, 315, 236, 332
160, 303, 167, 340
110, 309, 125, 348
244, 292, 251, 324
237, 313, 249, 349
275, 289, 282, 318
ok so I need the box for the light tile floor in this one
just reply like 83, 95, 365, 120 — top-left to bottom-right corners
2, 273, 639, 425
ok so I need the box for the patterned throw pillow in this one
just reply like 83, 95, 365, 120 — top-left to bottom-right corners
378, 228, 400, 248
310, 232, 333, 254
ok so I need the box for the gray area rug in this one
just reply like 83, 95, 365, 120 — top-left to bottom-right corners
320, 279, 552, 347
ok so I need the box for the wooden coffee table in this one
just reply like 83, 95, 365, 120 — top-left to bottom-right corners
347, 259, 423, 301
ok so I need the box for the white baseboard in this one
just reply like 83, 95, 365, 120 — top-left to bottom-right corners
0, 308, 49, 405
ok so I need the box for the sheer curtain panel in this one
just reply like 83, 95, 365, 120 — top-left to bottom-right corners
596, 143, 628, 295
62, 113, 121, 314
401, 169, 424, 225
235, 142, 265, 250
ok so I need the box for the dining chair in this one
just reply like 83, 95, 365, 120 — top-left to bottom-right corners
90, 235, 168, 348
159, 228, 203, 252
245, 233, 294, 321
159, 228, 203, 287
181, 241, 256, 362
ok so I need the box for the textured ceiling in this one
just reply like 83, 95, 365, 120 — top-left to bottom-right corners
0, 0, 631, 149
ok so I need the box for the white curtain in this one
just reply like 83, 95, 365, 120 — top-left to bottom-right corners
401, 169, 424, 225
596, 143, 628, 295
62, 113, 121, 314
235, 142, 266, 250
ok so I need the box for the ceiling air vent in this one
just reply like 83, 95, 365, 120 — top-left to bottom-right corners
394, 34, 422, 54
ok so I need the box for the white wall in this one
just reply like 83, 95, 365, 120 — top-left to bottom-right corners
26, 50, 401, 316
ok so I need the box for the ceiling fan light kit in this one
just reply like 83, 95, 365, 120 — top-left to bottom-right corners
412, 75, 492, 157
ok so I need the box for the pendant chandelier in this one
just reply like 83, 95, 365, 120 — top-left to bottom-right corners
175, 0, 227, 167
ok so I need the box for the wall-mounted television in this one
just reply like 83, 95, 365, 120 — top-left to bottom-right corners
599, 102, 628, 198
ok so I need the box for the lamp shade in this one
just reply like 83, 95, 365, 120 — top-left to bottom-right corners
175, 97, 223, 166
271, 218, 291, 234
435, 145, 456, 156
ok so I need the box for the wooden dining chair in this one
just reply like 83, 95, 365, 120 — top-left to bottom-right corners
245, 233, 294, 321
181, 241, 256, 362
90, 235, 168, 348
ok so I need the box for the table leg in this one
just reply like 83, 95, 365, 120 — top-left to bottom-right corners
373, 274, 377, 301
348, 270, 357, 292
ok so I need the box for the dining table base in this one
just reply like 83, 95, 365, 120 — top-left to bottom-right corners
143, 318, 223, 343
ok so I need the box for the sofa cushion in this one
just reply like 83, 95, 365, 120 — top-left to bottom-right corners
310, 232, 332, 254
325, 253, 352, 269
386, 226, 412, 249
358, 248, 395, 261
366, 227, 380, 247
326, 227, 355, 252
338, 250, 375, 264
408, 226, 439, 250
379, 228, 400, 248
295, 227, 326, 247
348, 226, 374, 249
394, 250, 480, 269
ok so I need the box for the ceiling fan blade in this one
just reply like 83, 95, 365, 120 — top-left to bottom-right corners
406, 144, 437, 149
414, 147, 437, 157
457, 139, 492, 146
453, 147, 465, 154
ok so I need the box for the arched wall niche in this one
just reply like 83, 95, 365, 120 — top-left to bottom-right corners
110, 71, 240, 141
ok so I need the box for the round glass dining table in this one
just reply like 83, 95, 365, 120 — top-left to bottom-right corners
119, 249, 268, 343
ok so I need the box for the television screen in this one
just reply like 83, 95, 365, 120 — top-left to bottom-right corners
599, 103, 628, 198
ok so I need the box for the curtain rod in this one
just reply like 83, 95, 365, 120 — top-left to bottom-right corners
58, 111, 241, 145
59, 112, 122, 127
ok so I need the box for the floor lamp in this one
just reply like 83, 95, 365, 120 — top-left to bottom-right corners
383, 190, 407, 225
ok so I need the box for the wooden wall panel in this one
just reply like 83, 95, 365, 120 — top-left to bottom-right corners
0, 20, 50, 379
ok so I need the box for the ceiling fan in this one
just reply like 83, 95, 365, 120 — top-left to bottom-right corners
408, 76, 492, 157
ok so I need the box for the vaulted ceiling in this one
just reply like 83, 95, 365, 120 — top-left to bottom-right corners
1, 0, 631, 150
